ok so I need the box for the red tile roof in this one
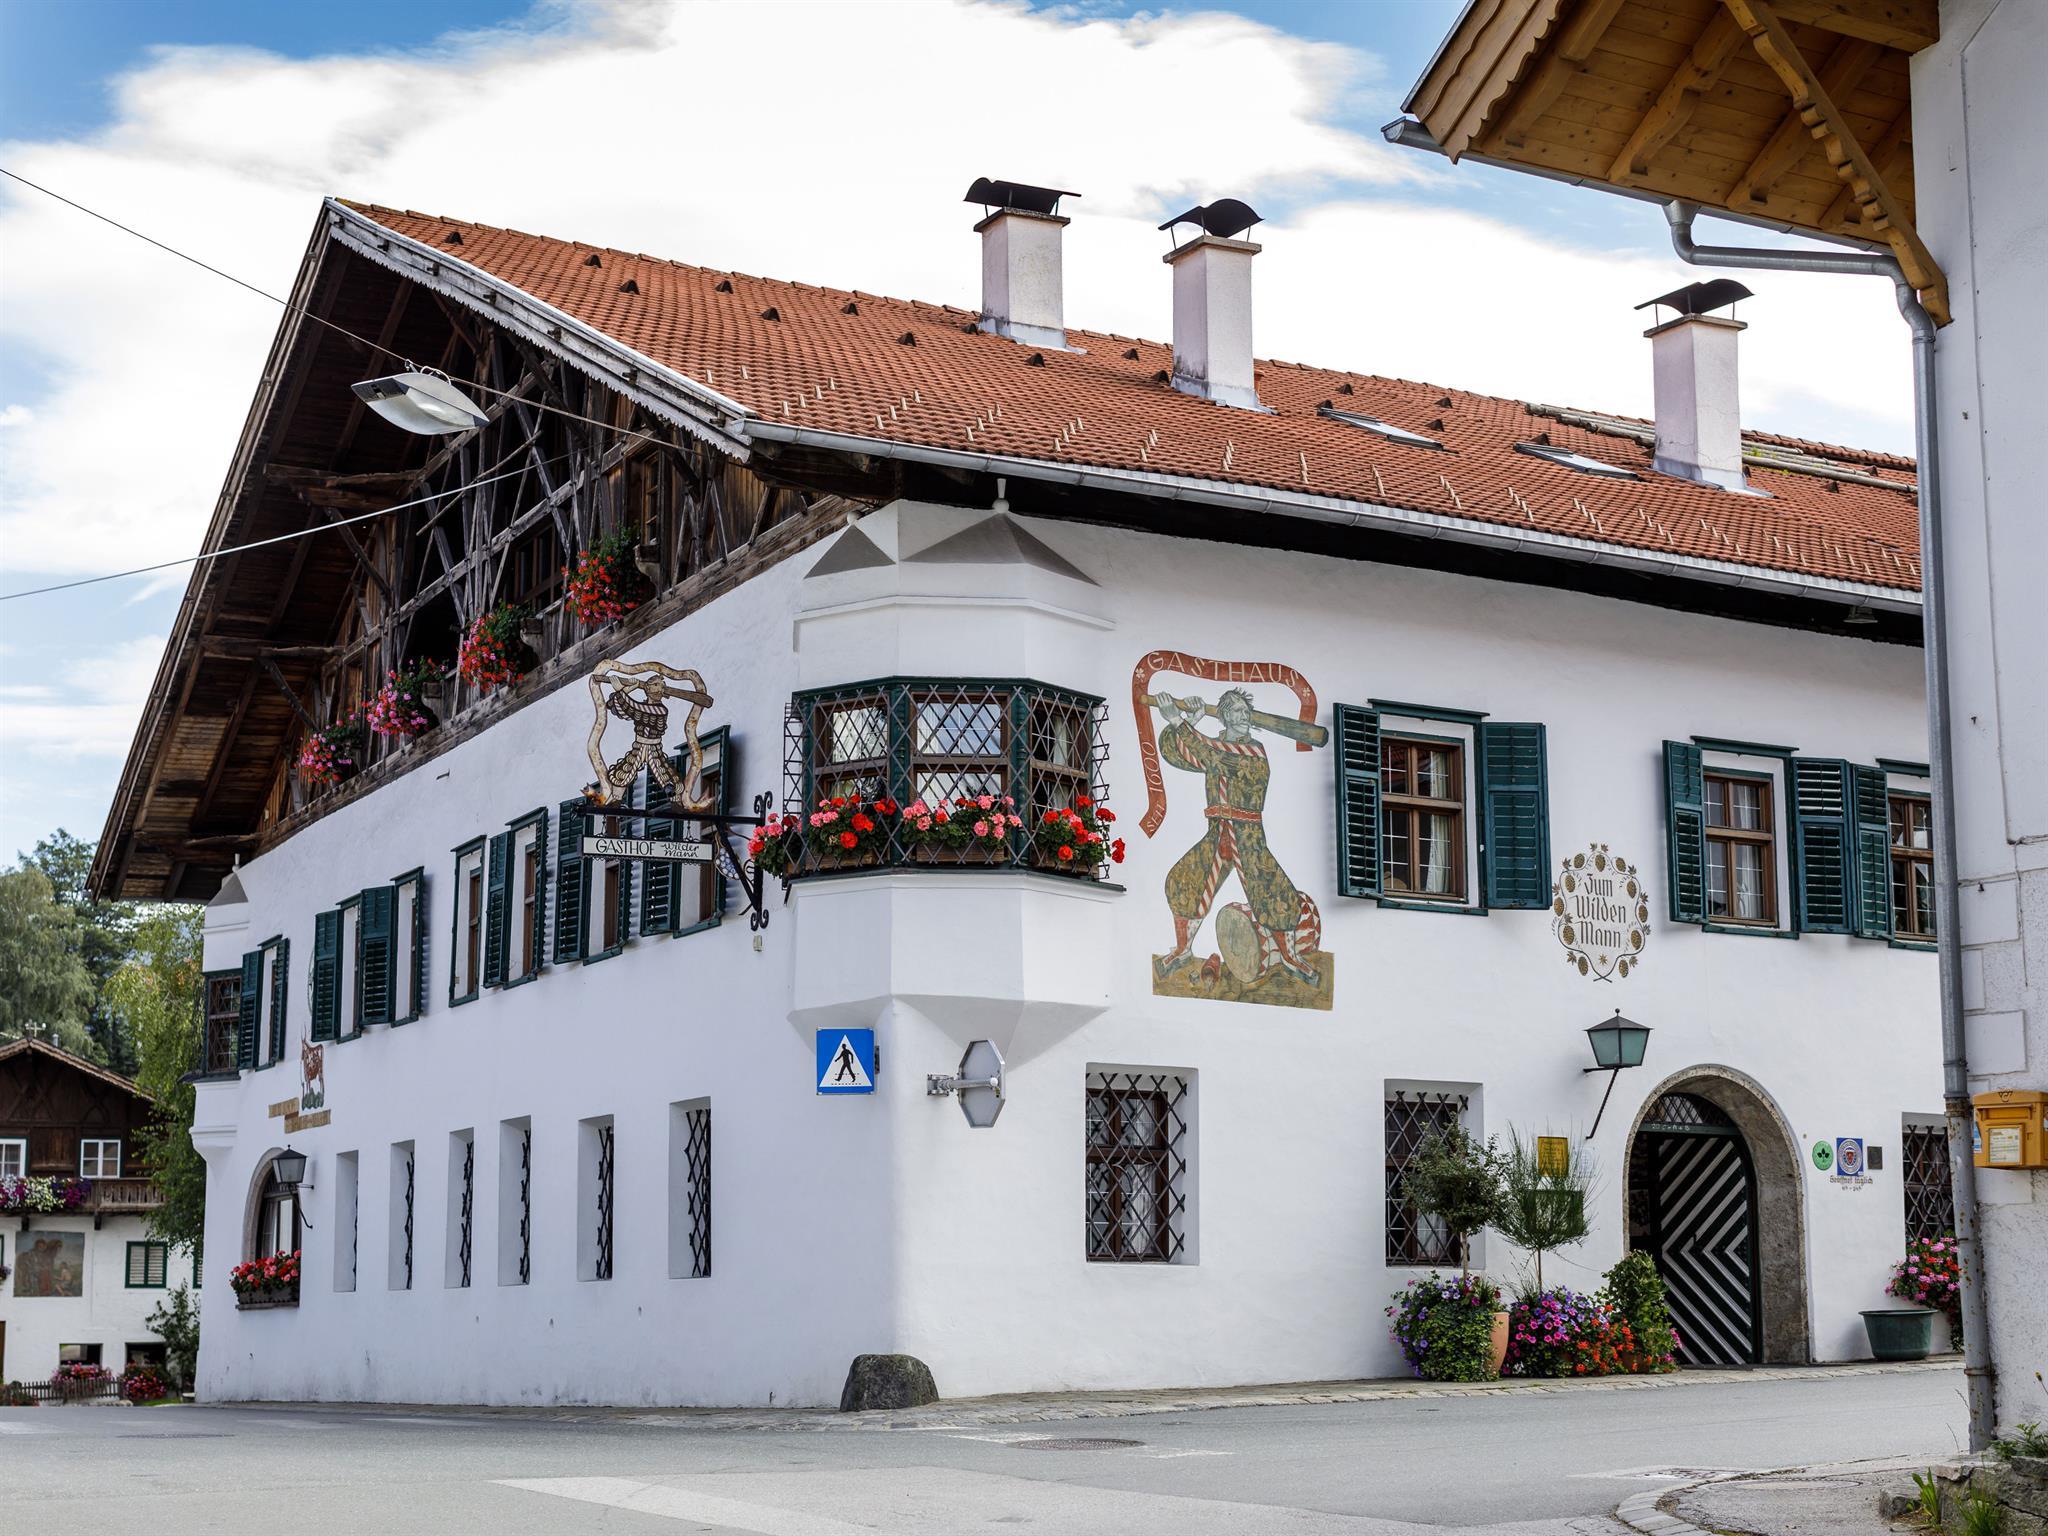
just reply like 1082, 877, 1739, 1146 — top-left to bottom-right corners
346, 203, 1920, 596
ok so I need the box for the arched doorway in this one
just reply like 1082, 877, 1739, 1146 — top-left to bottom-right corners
1624, 1067, 1811, 1366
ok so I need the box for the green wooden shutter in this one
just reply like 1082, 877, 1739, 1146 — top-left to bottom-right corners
1662, 741, 1706, 925
1332, 704, 1383, 899
310, 910, 340, 1043
1478, 722, 1550, 909
409, 874, 428, 1021
482, 832, 511, 987
267, 939, 289, 1063
641, 764, 677, 937
553, 799, 587, 964
1791, 757, 1852, 933
237, 951, 262, 1070
615, 776, 637, 941
526, 814, 549, 975
359, 885, 396, 1025
1851, 764, 1893, 939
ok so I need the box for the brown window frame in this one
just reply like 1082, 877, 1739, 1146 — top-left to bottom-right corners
519, 839, 541, 978
203, 973, 242, 1074
463, 862, 484, 995
1380, 736, 1467, 902
1703, 771, 1777, 927
1889, 792, 1935, 940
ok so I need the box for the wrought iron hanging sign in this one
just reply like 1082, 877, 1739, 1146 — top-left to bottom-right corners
1551, 843, 1650, 980
577, 657, 774, 929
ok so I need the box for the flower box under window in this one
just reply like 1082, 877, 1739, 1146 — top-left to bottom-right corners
769, 679, 1117, 881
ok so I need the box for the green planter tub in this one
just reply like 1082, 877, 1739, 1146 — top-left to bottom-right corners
1861, 1307, 1938, 1361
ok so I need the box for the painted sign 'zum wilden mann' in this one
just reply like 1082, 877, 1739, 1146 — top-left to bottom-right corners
1552, 843, 1651, 980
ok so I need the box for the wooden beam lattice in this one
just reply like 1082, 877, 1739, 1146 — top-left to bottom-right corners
1491, 0, 1630, 149
1729, 33, 1881, 206
1610, 10, 1748, 183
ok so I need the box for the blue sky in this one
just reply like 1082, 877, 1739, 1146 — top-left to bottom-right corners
0, 0, 1916, 872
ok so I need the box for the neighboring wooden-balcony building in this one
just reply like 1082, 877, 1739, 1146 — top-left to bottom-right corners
0, 1038, 194, 1383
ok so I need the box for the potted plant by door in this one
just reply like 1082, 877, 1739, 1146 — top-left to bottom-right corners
1402, 1125, 1510, 1374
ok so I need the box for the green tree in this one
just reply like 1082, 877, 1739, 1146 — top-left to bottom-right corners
26, 829, 142, 1073
0, 866, 98, 1056
114, 904, 207, 1255
1494, 1129, 1597, 1293
1403, 1125, 1506, 1274
146, 1283, 202, 1389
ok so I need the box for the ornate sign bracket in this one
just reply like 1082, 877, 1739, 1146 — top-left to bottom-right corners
578, 792, 775, 931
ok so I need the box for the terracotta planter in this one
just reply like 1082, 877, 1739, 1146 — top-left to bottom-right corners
1488, 1308, 1512, 1377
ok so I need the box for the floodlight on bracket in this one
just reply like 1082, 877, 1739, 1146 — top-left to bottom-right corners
351, 364, 491, 436
927, 1039, 1005, 1128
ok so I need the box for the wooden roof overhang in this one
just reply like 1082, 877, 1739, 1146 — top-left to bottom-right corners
1401, 0, 1947, 323
87, 206, 850, 904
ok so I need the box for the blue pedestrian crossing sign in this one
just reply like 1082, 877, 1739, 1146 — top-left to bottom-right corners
817, 1029, 876, 1094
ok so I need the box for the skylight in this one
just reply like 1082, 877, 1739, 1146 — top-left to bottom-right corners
1318, 405, 1444, 450
1514, 442, 1639, 479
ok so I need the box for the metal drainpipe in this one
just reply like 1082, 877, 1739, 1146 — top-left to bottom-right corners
1665, 201, 1993, 1450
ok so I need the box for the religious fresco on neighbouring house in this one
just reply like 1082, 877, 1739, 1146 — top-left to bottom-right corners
1132, 650, 1334, 1009
13, 1230, 85, 1297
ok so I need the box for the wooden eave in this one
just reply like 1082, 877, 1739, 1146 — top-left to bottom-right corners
0, 1037, 156, 1107
1403, 0, 1948, 323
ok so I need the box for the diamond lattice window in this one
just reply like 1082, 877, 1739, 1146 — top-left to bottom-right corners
1385, 1090, 1470, 1266
1902, 1123, 1955, 1243
1086, 1072, 1189, 1263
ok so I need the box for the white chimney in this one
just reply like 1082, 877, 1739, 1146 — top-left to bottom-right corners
965, 178, 1076, 352
1639, 279, 1752, 492
1161, 199, 1266, 411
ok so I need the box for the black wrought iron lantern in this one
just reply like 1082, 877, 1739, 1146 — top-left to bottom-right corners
272, 1146, 307, 1192
1583, 1010, 1651, 1137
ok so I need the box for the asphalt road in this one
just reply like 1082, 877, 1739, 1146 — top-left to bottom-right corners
3, 1367, 1968, 1534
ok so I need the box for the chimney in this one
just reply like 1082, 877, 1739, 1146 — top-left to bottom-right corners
1159, 199, 1265, 411
965, 177, 1078, 351
1637, 278, 1753, 492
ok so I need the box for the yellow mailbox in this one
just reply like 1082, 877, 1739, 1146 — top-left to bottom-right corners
1972, 1089, 2048, 1170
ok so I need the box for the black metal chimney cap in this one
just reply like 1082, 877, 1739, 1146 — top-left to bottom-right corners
964, 178, 1079, 217
1636, 278, 1753, 317
1158, 198, 1263, 241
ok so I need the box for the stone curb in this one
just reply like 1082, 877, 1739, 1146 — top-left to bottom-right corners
1612, 1453, 1951, 1536
212, 1356, 1961, 1432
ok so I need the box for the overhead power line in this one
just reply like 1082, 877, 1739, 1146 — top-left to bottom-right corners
0, 165, 673, 449
0, 459, 558, 602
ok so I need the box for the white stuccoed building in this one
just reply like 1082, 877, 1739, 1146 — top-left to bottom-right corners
94, 187, 1951, 1406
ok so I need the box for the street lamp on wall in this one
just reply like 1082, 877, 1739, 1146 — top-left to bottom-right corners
272, 1146, 313, 1229
1583, 1010, 1651, 1139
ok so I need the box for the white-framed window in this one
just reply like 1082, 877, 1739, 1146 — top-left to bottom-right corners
1377, 712, 1480, 909
1385, 1080, 1483, 1267
0, 1138, 26, 1179
672, 734, 725, 935
510, 818, 544, 983
1085, 1069, 1193, 1264
336, 895, 361, 1037
668, 1099, 711, 1280
81, 1139, 123, 1178
451, 841, 486, 1004
391, 868, 425, 1023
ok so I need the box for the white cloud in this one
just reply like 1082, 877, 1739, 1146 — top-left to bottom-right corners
0, 633, 166, 759
0, 0, 1911, 594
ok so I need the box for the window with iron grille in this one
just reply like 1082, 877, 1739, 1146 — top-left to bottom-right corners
498, 1119, 532, 1286
1385, 1089, 1473, 1266
670, 1100, 712, 1279
449, 1131, 475, 1290
389, 1141, 415, 1292
1085, 1072, 1189, 1263
1902, 1121, 1955, 1244
201, 971, 241, 1074
785, 679, 1109, 875
580, 1116, 615, 1281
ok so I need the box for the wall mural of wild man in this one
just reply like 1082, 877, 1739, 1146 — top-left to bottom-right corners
1132, 650, 1334, 1010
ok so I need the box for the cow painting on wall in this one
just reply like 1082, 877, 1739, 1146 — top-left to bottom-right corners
1132, 650, 1334, 1009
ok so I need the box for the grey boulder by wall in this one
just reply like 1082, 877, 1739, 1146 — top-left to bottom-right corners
840, 1354, 940, 1412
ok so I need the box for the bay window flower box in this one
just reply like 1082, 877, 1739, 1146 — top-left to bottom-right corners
773, 679, 1116, 882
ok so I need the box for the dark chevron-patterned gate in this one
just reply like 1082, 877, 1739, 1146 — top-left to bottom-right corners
1635, 1093, 1763, 1366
